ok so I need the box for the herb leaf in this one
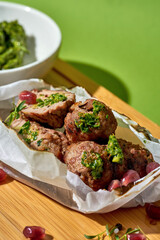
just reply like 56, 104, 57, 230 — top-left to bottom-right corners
84, 234, 97, 239
17, 101, 26, 111
5, 101, 26, 126
126, 228, 132, 233
106, 224, 110, 236
19, 120, 30, 134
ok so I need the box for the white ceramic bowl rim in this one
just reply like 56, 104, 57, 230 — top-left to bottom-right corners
0, 1, 62, 73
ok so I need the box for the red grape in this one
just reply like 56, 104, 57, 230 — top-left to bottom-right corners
0, 169, 7, 182
127, 233, 146, 240
108, 179, 121, 191
121, 170, 140, 187
23, 226, 45, 239
146, 162, 160, 174
145, 203, 160, 219
19, 91, 37, 104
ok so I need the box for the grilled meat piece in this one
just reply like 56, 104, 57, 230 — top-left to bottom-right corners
19, 89, 75, 128
64, 141, 113, 191
11, 115, 68, 162
64, 99, 117, 143
114, 139, 154, 179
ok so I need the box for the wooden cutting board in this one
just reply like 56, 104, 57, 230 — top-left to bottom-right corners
0, 59, 160, 240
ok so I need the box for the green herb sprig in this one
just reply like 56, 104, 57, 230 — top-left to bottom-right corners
5, 101, 26, 126
81, 151, 104, 179
84, 223, 149, 240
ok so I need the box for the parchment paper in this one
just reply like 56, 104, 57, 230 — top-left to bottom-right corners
0, 79, 160, 213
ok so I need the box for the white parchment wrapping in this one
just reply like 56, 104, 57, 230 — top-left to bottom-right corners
0, 79, 160, 214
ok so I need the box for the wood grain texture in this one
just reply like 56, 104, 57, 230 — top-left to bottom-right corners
0, 59, 160, 240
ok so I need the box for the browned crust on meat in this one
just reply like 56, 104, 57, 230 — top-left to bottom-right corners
64, 141, 113, 191
116, 139, 154, 178
64, 99, 117, 143
11, 115, 68, 162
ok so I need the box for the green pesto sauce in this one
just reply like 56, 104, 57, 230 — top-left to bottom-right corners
75, 112, 100, 133
92, 100, 105, 114
0, 20, 28, 70
81, 151, 104, 179
107, 134, 124, 164
36, 93, 67, 108
18, 120, 38, 144
75, 100, 107, 133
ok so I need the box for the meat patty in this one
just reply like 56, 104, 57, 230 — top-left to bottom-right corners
117, 139, 154, 178
11, 115, 68, 162
64, 141, 113, 191
19, 89, 75, 128
64, 99, 117, 143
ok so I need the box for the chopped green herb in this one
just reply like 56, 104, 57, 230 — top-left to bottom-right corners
75, 100, 108, 133
19, 120, 30, 134
75, 113, 100, 133
84, 223, 148, 240
31, 131, 38, 141
37, 139, 43, 147
107, 134, 124, 164
18, 121, 39, 144
36, 93, 67, 108
24, 138, 31, 144
5, 101, 26, 126
81, 151, 104, 179
106, 114, 109, 119
92, 100, 105, 114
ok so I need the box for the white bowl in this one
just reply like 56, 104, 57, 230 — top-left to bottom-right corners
0, 2, 61, 85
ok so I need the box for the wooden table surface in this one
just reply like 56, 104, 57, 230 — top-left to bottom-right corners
0, 59, 160, 240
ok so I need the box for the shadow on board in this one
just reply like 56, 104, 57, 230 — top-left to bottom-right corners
67, 61, 130, 104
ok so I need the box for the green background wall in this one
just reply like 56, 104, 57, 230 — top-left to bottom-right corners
2, 0, 160, 125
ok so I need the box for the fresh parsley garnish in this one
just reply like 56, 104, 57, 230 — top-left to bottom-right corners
5, 101, 26, 126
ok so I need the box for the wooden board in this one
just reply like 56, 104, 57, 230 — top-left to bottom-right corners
0, 59, 160, 240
